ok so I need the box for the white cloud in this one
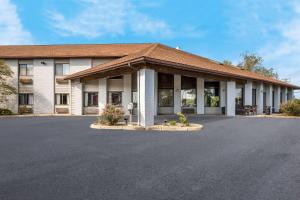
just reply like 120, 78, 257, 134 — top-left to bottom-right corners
47, 0, 173, 38
0, 0, 32, 44
259, 2, 300, 88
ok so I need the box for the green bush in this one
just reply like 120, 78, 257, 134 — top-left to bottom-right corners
176, 112, 189, 126
0, 108, 13, 115
98, 104, 125, 125
280, 99, 300, 116
168, 120, 177, 126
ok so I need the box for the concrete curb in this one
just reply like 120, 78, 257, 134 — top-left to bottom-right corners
247, 114, 300, 119
0, 114, 98, 118
90, 123, 203, 132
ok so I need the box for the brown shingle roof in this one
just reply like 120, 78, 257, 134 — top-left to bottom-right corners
66, 43, 300, 89
0, 43, 153, 58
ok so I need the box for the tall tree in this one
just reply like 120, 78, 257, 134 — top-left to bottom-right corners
0, 60, 17, 105
237, 52, 278, 79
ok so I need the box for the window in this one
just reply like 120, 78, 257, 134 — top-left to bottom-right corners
108, 92, 122, 105
55, 63, 70, 76
158, 89, 174, 107
19, 64, 33, 76
19, 94, 33, 105
252, 89, 257, 106
158, 73, 174, 107
235, 88, 244, 107
181, 76, 196, 108
205, 82, 220, 107
84, 92, 98, 107
131, 72, 137, 108
55, 94, 69, 105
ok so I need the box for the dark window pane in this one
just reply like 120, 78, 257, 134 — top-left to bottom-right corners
108, 92, 122, 105
181, 76, 196, 89
158, 73, 174, 89
252, 89, 256, 106
132, 72, 137, 92
235, 88, 243, 107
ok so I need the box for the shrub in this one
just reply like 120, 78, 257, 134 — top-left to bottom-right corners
168, 120, 177, 126
98, 104, 125, 125
176, 112, 189, 126
280, 99, 300, 116
0, 108, 13, 115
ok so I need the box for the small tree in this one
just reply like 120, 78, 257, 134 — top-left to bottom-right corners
0, 60, 17, 106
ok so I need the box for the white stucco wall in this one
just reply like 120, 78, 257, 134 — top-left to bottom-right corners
220, 81, 226, 109
84, 80, 99, 92
98, 78, 107, 114
2, 59, 19, 113
107, 79, 123, 91
244, 81, 253, 106
174, 74, 181, 113
71, 79, 83, 115
122, 74, 131, 114
282, 87, 288, 103
33, 59, 54, 114
70, 58, 91, 73
256, 83, 264, 114
274, 86, 281, 112
138, 69, 155, 127
226, 81, 236, 116
265, 85, 273, 114
197, 78, 205, 114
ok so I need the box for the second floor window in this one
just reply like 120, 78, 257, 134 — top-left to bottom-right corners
55, 94, 69, 105
84, 92, 98, 107
19, 64, 33, 76
55, 63, 70, 76
19, 94, 34, 105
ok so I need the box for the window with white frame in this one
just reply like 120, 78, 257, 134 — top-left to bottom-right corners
19, 94, 34, 105
84, 92, 98, 107
55, 63, 70, 76
19, 64, 33, 76
108, 92, 122, 106
55, 94, 69, 105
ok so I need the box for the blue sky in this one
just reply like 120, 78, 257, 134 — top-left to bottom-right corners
1, 0, 300, 95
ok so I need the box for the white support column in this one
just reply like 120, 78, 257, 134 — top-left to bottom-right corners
288, 89, 294, 100
71, 79, 83, 115
138, 69, 155, 127
226, 81, 236, 116
197, 78, 205, 114
256, 83, 264, 114
174, 74, 181, 114
282, 87, 288, 103
98, 78, 107, 114
266, 85, 273, 114
274, 86, 281, 112
220, 81, 226, 109
244, 81, 253, 106
122, 74, 131, 115
154, 72, 158, 116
